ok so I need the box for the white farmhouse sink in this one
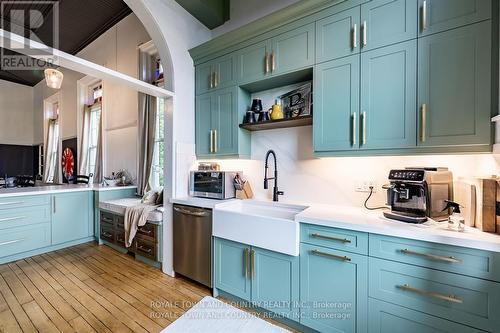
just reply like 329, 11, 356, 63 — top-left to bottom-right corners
213, 200, 308, 256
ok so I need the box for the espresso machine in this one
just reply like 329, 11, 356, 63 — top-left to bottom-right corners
383, 168, 453, 223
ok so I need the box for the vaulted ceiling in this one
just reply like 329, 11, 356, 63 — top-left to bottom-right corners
0, 0, 132, 86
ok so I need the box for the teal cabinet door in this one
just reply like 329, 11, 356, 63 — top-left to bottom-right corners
212, 87, 238, 156
418, 22, 491, 147
300, 243, 368, 333
270, 23, 315, 75
195, 62, 213, 95
368, 299, 485, 333
360, 40, 416, 150
361, 0, 417, 52
418, 0, 491, 36
213, 54, 237, 90
214, 238, 251, 301
195, 93, 213, 157
251, 247, 299, 320
52, 192, 91, 245
314, 55, 360, 152
316, 7, 360, 63
236, 40, 271, 83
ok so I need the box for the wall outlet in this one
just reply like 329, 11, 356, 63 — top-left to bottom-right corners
355, 180, 378, 193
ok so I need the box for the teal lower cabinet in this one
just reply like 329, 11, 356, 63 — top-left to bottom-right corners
300, 243, 368, 333
369, 257, 500, 332
0, 223, 51, 259
368, 299, 485, 333
52, 191, 93, 245
214, 238, 299, 320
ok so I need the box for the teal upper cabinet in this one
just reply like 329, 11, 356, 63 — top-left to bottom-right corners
300, 243, 368, 333
361, 0, 417, 52
236, 40, 271, 84
195, 93, 213, 156
196, 87, 249, 158
196, 54, 236, 95
195, 61, 214, 95
251, 247, 299, 319
52, 191, 92, 245
214, 238, 251, 301
314, 54, 360, 152
270, 23, 315, 75
316, 7, 360, 63
418, 0, 492, 36
360, 40, 416, 149
417, 21, 491, 147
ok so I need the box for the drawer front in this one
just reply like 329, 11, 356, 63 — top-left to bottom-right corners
137, 223, 156, 242
0, 223, 51, 258
115, 215, 125, 230
369, 257, 500, 331
300, 223, 368, 254
368, 298, 485, 333
115, 231, 126, 248
100, 225, 115, 243
135, 238, 156, 261
100, 211, 114, 226
369, 234, 500, 282
0, 195, 51, 210
0, 205, 51, 230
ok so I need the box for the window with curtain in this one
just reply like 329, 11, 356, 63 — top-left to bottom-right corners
149, 59, 165, 189
44, 101, 60, 183
82, 84, 102, 177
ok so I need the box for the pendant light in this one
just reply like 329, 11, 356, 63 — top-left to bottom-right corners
44, 68, 64, 89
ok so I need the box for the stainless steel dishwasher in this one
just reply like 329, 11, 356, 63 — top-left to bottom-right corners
173, 204, 212, 287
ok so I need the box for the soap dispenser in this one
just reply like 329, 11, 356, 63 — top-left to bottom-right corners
444, 200, 465, 232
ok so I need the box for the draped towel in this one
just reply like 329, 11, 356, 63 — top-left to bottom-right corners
123, 204, 159, 247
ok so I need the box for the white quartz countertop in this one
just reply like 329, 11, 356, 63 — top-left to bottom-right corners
296, 204, 500, 253
170, 197, 236, 209
0, 184, 137, 198
169, 197, 500, 253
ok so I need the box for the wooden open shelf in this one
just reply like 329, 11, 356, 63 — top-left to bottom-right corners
239, 115, 312, 131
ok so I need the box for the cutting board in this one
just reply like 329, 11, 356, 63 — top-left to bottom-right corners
454, 180, 476, 227
458, 177, 496, 232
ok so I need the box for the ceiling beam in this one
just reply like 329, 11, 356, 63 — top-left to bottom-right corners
176, 0, 229, 29
0, 29, 174, 99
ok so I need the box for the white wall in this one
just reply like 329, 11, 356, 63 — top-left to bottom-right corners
195, 84, 500, 208
33, 14, 151, 179
212, 0, 300, 37
0, 80, 35, 146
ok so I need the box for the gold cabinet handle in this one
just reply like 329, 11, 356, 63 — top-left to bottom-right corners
265, 52, 270, 74
250, 249, 255, 278
397, 284, 463, 304
209, 130, 214, 153
213, 71, 218, 88
362, 20, 367, 46
244, 248, 249, 278
352, 23, 357, 49
361, 112, 367, 145
352, 112, 357, 145
209, 72, 213, 89
0, 239, 25, 246
400, 248, 462, 264
311, 249, 351, 262
271, 52, 276, 72
421, 0, 427, 32
311, 233, 351, 243
420, 104, 427, 142
213, 130, 218, 153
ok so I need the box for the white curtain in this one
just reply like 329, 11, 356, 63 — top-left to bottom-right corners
137, 94, 157, 196
44, 119, 59, 183
79, 106, 91, 175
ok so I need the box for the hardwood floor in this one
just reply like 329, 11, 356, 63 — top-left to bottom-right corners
0, 242, 297, 333
0, 242, 211, 333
